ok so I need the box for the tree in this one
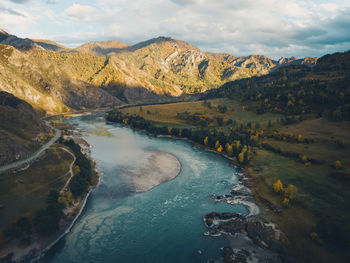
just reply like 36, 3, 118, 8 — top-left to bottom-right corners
215, 140, 220, 149
285, 184, 298, 200
301, 155, 307, 162
226, 144, 233, 156
238, 152, 244, 164
335, 160, 342, 169
74, 165, 80, 175
282, 198, 290, 207
273, 179, 284, 193
297, 134, 303, 142
217, 145, 223, 152
204, 136, 209, 146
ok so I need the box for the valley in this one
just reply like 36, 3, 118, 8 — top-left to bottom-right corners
0, 27, 349, 263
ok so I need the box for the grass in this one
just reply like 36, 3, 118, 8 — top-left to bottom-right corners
0, 145, 73, 230
121, 98, 282, 131
247, 149, 349, 263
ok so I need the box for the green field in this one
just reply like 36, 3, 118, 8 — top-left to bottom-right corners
0, 145, 73, 230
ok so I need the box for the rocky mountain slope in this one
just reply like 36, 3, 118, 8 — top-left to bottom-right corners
0, 29, 319, 113
82, 36, 318, 94
0, 91, 49, 166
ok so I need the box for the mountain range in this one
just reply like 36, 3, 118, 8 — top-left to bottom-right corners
0, 29, 318, 114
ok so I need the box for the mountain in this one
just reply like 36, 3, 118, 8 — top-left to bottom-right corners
112, 36, 318, 94
0, 29, 42, 51
32, 39, 67, 51
0, 44, 123, 113
75, 40, 130, 56
0, 91, 49, 165
0, 30, 319, 113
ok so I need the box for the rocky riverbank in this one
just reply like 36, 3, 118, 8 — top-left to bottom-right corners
203, 172, 291, 263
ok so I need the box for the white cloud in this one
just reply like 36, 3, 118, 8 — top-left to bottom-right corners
64, 3, 100, 21
2, 0, 350, 58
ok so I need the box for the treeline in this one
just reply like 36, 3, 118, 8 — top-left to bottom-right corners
63, 139, 92, 197
205, 51, 350, 120
106, 111, 259, 164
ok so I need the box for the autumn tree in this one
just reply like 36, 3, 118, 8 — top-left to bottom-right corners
282, 197, 290, 207
238, 152, 244, 164
335, 160, 342, 169
285, 184, 298, 200
226, 143, 233, 156
215, 140, 220, 149
297, 134, 303, 142
204, 136, 209, 146
217, 145, 223, 152
273, 179, 284, 193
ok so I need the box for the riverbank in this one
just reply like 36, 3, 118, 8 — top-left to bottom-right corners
0, 135, 100, 263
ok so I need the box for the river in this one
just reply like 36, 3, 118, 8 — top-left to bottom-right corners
41, 113, 249, 263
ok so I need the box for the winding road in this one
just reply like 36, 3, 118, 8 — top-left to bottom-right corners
0, 125, 61, 174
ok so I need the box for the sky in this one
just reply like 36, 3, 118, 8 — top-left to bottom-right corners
0, 0, 350, 59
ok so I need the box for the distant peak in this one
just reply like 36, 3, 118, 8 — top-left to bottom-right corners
0, 29, 9, 36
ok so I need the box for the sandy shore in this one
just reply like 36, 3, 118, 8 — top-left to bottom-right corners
132, 151, 181, 193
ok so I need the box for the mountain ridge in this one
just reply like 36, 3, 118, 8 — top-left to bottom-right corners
0, 29, 320, 113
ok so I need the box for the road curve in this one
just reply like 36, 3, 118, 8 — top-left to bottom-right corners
0, 124, 61, 174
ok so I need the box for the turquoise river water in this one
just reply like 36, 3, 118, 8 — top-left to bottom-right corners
42, 113, 248, 263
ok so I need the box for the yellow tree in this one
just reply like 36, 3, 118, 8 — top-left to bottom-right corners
282, 197, 290, 207
215, 140, 220, 149
285, 184, 298, 200
226, 144, 233, 156
238, 152, 244, 164
297, 134, 303, 142
74, 165, 80, 175
335, 160, 342, 169
273, 179, 284, 193
204, 136, 209, 146
217, 145, 223, 152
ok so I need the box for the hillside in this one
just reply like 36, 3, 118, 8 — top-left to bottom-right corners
0, 91, 49, 166
206, 50, 350, 120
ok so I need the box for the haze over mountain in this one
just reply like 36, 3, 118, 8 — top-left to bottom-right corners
0, 29, 320, 113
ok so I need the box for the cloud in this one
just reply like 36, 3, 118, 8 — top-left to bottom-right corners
7, 0, 30, 3
0, 6, 25, 17
3, 0, 350, 58
65, 3, 100, 21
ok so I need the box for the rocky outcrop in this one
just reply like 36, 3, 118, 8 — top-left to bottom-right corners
204, 212, 288, 263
